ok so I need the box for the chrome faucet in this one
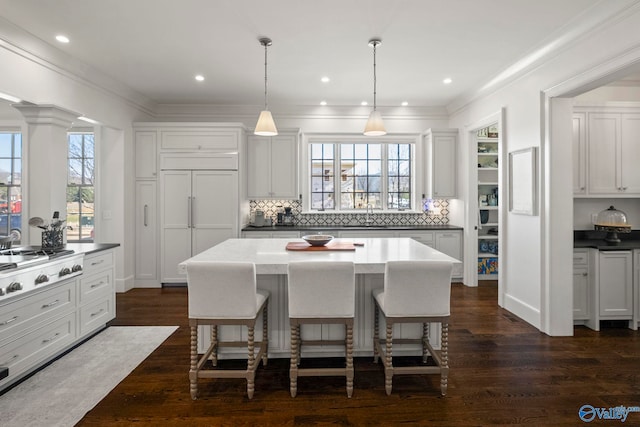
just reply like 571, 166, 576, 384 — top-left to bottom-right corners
365, 203, 374, 225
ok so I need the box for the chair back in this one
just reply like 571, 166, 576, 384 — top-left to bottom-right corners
383, 260, 452, 317
287, 261, 355, 318
186, 261, 258, 319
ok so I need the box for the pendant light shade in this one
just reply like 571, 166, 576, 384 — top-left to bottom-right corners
364, 39, 386, 136
255, 37, 278, 136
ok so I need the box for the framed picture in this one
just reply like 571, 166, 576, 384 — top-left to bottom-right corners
508, 147, 537, 215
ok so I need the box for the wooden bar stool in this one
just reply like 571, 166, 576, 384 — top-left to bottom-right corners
287, 261, 355, 398
186, 261, 269, 400
373, 260, 453, 396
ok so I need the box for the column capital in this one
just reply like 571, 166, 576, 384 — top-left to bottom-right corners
13, 104, 80, 129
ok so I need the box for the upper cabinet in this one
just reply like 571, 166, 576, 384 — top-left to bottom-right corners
573, 108, 640, 196
135, 131, 157, 179
247, 131, 299, 199
423, 128, 457, 199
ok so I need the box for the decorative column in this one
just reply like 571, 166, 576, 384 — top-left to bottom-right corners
13, 104, 79, 246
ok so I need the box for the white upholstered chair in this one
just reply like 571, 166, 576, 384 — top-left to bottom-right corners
186, 261, 269, 400
372, 260, 453, 396
287, 261, 356, 398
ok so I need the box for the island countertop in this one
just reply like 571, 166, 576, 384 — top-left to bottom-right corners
179, 237, 462, 275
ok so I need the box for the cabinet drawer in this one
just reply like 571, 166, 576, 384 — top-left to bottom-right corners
573, 250, 588, 265
79, 270, 113, 303
79, 297, 113, 336
0, 312, 76, 386
398, 231, 435, 246
83, 251, 114, 276
0, 281, 75, 343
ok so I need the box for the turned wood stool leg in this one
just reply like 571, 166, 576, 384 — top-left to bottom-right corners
422, 322, 430, 363
346, 322, 354, 398
373, 303, 380, 363
247, 326, 256, 399
289, 321, 299, 397
262, 300, 269, 367
189, 325, 198, 400
441, 322, 449, 396
385, 322, 393, 396
210, 325, 218, 366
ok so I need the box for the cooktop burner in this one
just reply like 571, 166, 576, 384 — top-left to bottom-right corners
0, 247, 75, 258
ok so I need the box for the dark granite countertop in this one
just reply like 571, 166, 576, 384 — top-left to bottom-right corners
574, 230, 640, 251
65, 242, 120, 255
243, 224, 463, 232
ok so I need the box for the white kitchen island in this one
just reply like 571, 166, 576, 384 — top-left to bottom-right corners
179, 237, 462, 358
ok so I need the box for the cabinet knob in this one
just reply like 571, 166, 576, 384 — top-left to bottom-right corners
582, 272, 588, 277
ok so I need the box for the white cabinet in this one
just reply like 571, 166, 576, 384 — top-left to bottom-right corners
423, 128, 457, 199
572, 249, 590, 321
634, 250, 640, 330
397, 230, 463, 280
135, 131, 157, 179
247, 132, 298, 199
79, 250, 115, 337
242, 230, 300, 238
160, 170, 239, 283
135, 181, 157, 284
598, 251, 633, 319
572, 113, 587, 195
587, 113, 640, 195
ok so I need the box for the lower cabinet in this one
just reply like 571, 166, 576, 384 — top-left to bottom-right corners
573, 248, 636, 331
242, 230, 300, 238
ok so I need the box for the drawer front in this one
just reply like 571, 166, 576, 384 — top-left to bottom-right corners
161, 129, 239, 151
0, 281, 75, 343
79, 297, 113, 336
83, 251, 114, 277
573, 250, 588, 265
0, 312, 76, 386
397, 231, 435, 247
79, 270, 113, 303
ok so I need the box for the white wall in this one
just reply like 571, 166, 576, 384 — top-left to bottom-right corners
448, 3, 640, 334
574, 199, 640, 230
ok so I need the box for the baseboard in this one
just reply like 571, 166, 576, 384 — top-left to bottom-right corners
503, 292, 540, 330
116, 275, 135, 293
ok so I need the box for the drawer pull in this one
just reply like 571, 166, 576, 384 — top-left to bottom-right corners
42, 332, 60, 344
90, 281, 106, 289
91, 260, 105, 266
90, 308, 105, 317
582, 272, 588, 277
0, 354, 19, 365
42, 299, 60, 309
0, 316, 18, 326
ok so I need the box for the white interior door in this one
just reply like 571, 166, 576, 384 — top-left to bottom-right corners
191, 170, 239, 256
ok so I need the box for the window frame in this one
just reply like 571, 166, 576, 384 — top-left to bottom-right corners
0, 127, 23, 242
67, 130, 96, 243
302, 133, 422, 213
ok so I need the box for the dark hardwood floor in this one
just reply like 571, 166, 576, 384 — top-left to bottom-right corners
78, 283, 640, 426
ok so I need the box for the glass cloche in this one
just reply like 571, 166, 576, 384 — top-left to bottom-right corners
594, 205, 631, 244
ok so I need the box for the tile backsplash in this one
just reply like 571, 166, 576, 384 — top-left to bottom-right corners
249, 199, 450, 226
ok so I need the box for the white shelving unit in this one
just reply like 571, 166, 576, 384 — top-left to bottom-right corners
477, 133, 499, 280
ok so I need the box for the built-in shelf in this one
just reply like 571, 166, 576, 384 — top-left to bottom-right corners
476, 126, 499, 279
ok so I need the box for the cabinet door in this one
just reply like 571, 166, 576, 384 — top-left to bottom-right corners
424, 129, 457, 199
246, 135, 271, 198
598, 251, 633, 318
573, 265, 589, 320
135, 131, 157, 179
270, 135, 298, 198
397, 230, 434, 247
191, 171, 239, 257
572, 113, 586, 194
588, 113, 620, 194
620, 114, 640, 194
135, 181, 157, 281
160, 171, 192, 283
435, 231, 463, 278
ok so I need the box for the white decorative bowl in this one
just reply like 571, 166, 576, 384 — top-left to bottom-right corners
302, 235, 334, 247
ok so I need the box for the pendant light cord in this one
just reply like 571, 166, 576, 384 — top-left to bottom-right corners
372, 42, 377, 112
263, 42, 268, 110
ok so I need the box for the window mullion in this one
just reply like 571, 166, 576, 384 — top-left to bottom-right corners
334, 147, 341, 212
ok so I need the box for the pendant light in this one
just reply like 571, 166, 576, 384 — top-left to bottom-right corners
363, 38, 386, 136
255, 37, 278, 136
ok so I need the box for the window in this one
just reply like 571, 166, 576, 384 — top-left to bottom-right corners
0, 131, 22, 242
67, 132, 95, 242
310, 142, 412, 211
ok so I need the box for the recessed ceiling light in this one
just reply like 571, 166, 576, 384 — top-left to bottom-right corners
195, 75, 205, 82
401, 101, 409, 106
443, 78, 453, 84
55, 35, 70, 43
320, 101, 327, 106
321, 76, 330, 83
361, 101, 368, 106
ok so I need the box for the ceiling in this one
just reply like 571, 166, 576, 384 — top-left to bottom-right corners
0, 0, 630, 110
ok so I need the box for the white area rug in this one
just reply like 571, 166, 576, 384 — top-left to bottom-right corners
0, 326, 177, 427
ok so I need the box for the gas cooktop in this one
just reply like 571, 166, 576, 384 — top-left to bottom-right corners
0, 246, 75, 272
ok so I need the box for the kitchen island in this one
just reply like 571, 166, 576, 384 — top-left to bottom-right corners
179, 237, 461, 358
